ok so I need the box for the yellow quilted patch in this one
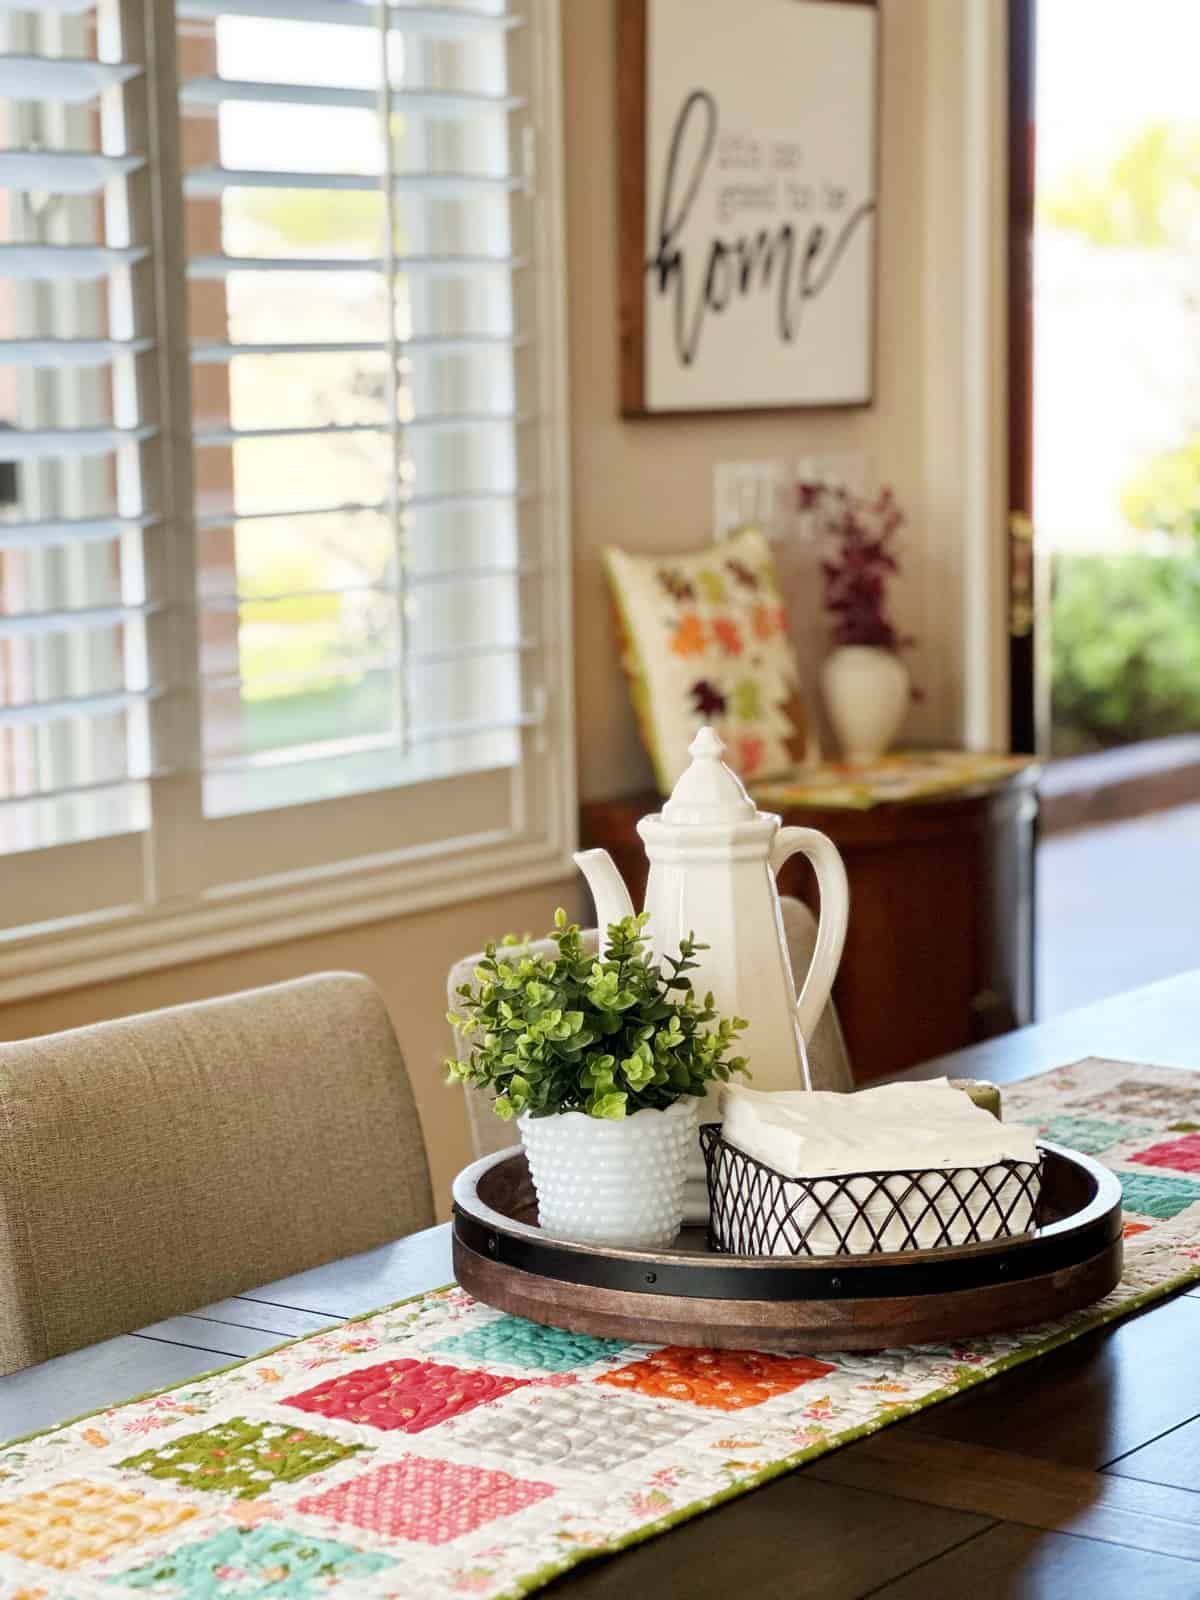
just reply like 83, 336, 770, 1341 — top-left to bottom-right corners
0, 1480, 199, 1570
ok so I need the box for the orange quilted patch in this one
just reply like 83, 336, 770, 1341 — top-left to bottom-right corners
751, 604, 778, 641
711, 617, 744, 656
668, 613, 707, 658
0, 1481, 199, 1570
594, 1348, 836, 1412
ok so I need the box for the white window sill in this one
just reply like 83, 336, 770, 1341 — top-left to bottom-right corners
0, 834, 576, 1005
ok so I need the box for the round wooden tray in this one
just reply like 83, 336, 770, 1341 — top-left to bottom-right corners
451, 1141, 1123, 1350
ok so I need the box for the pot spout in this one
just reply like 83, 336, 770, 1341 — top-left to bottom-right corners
574, 848, 636, 940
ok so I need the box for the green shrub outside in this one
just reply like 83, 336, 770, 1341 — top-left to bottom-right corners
1051, 549, 1200, 754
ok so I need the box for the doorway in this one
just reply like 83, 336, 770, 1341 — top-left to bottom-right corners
1011, 0, 1200, 1015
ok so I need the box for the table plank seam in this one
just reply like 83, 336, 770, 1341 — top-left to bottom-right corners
234, 1295, 349, 1319
856, 1521, 999, 1599
131, 1332, 239, 1358
177, 1312, 301, 1337
1102, 1412, 1200, 1471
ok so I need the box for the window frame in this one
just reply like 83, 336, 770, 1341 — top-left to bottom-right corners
0, 0, 576, 1003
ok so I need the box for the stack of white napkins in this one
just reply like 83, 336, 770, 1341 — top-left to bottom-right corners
718, 1079, 1041, 1256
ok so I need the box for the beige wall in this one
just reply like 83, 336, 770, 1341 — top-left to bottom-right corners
569, 0, 988, 797
0, 0, 997, 1217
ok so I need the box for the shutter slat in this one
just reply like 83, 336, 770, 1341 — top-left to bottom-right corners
0, 602, 158, 639
0, 425, 156, 460
187, 251, 523, 278
0, 55, 141, 101
192, 488, 527, 529
0, 336, 154, 367
0, 243, 147, 279
198, 567, 537, 609
0, 0, 97, 15
202, 636, 535, 694
0, 773, 162, 810
180, 77, 522, 114
190, 332, 522, 361
174, 0, 520, 36
204, 709, 537, 776
0, 514, 159, 550
0, 687, 159, 727
0, 148, 144, 193
192, 412, 519, 446
183, 165, 522, 197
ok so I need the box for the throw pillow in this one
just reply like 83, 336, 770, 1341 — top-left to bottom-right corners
603, 527, 803, 792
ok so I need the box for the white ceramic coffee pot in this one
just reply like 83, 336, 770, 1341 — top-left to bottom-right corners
575, 726, 850, 1100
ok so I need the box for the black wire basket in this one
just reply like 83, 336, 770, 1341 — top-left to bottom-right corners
699, 1124, 1045, 1257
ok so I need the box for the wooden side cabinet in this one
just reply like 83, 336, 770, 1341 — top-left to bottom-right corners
580, 769, 1039, 1083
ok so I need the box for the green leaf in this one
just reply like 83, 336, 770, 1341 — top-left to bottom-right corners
445, 912, 746, 1118
589, 1090, 628, 1120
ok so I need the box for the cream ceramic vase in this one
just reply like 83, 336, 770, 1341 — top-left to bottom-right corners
519, 1098, 698, 1249
821, 645, 910, 764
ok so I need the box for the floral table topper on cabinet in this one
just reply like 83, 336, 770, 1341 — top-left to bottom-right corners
4, 1059, 1200, 1599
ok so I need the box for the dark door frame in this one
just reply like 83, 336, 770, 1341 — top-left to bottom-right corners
1008, 0, 1037, 754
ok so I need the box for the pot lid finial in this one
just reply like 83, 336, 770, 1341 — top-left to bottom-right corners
660, 726, 759, 824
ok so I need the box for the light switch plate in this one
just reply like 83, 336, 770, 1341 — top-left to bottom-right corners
714, 453, 870, 543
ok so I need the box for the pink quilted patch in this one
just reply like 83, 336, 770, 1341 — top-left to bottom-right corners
296, 1456, 554, 1544
283, 1359, 528, 1433
1129, 1133, 1200, 1174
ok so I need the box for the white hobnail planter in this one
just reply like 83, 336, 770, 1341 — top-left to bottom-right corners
821, 645, 910, 764
519, 1098, 699, 1249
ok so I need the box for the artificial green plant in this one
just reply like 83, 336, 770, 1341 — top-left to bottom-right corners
446, 910, 749, 1121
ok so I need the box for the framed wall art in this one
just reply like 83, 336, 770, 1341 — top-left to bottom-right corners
620, 0, 879, 416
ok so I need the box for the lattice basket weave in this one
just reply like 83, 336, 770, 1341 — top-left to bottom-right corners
699, 1124, 1044, 1257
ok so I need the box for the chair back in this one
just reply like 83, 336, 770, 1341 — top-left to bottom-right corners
449, 897, 853, 1161
0, 972, 433, 1375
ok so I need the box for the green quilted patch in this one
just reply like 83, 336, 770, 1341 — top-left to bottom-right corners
111, 1524, 393, 1598
434, 1315, 628, 1373
118, 1416, 363, 1501
1119, 1171, 1200, 1220
1041, 1114, 1149, 1155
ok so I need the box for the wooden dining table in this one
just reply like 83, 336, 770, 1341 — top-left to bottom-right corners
7, 968, 1200, 1597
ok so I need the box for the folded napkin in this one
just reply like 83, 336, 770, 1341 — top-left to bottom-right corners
715, 1080, 1042, 1255
720, 1078, 1038, 1178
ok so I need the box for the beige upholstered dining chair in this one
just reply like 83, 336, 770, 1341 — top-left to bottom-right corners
0, 973, 433, 1376
448, 895, 853, 1161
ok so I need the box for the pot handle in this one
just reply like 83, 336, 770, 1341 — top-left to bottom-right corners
769, 826, 850, 1044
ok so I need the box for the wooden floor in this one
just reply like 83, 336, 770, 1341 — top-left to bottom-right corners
1038, 803, 1200, 1017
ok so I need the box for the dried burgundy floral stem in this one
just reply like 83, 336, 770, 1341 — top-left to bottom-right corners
800, 480, 913, 653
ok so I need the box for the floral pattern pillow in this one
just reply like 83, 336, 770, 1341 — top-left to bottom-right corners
603, 528, 802, 792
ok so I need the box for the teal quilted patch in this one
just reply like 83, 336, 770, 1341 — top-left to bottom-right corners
1041, 1115, 1148, 1155
1119, 1170, 1200, 1219
110, 1525, 393, 1598
434, 1315, 628, 1373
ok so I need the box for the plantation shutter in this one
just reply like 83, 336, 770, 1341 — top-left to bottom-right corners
0, 0, 572, 971
158, 0, 569, 898
0, 0, 165, 931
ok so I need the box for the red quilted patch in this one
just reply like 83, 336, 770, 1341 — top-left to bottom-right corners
283, 1359, 528, 1433
297, 1456, 554, 1544
1129, 1133, 1200, 1174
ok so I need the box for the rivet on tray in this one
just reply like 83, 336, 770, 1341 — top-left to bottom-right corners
644, 1271, 657, 1284
829, 1276, 843, 1291
487, 1235, 498, 1255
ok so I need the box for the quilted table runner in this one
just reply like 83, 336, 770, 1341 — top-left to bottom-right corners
6, 1058, 1200, 1599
